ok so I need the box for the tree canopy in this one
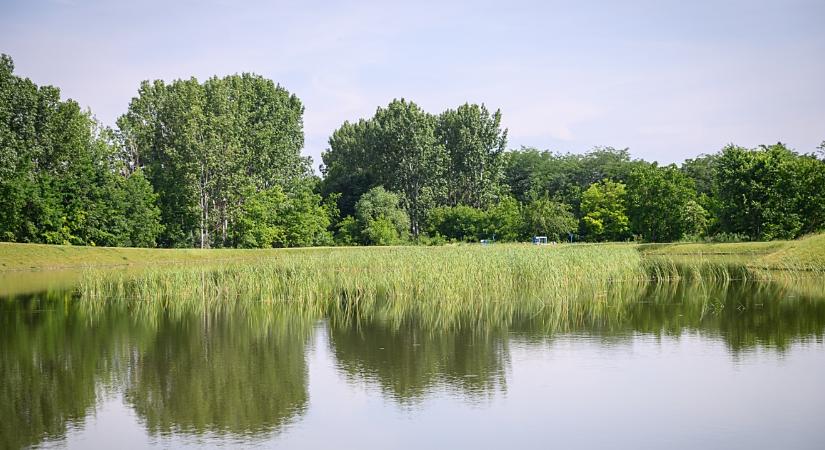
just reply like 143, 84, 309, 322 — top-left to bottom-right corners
321, 99, 508, 236
117, 74, 309, 248
2, 53, 823, 248
0, 55, 162, 246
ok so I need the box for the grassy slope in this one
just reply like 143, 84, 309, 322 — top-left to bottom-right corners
750, 233, 825, 271
2, 233, 824, 272
638, 241, 788, 256
639, 233, 825, 272
0, 242, 334, 271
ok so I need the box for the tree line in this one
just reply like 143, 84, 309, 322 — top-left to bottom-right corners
1, 55, 823, 247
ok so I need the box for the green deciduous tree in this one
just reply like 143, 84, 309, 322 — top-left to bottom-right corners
321, 100, 445, 237
234, 182, 333, 248
714, 143, 822, 240
681, 199, 710, 238
523, 197, 577, 242
503, 146, 646, 217
320, 120, 374, 218
580, 180, 630, 241
484, 196, 524, 242
436, 103, 507, 208
425, 205, 487, 242
323, 100, 509, 237
626, 164, 699, 242
0, 54, 162, 247
335, 216, 360, 246
5, 50, 824, 248
118, 74, 309, 248
367, 100, 446, 237
354, 187, 410, 245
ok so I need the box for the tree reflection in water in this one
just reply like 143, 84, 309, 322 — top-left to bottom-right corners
1, 275, 824, 448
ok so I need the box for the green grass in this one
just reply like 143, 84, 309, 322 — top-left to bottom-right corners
87, 244, 651, 333
79, 244, 646, 307
72, 245, 825, 333
638, 240, 788, 257
638, 234, 825, 273
2, 237, 822, 332
1, 233, 823, 301
0, 242, 337, 271
4, 235, 823, 273
750, 233, 825, 272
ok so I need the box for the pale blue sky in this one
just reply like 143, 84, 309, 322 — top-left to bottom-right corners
2, 0, 824, 169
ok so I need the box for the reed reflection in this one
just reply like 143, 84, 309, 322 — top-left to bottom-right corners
1, 272, 824, 448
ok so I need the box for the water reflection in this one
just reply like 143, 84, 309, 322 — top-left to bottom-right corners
624, 279, 825, 352
329, 322, 508, 403
0, 292, 132, 449
0, 295, 314, 449
0, 276, 824, 448
123, 309, 310, 437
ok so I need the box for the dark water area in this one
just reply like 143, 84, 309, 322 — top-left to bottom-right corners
2, 278, 825, 449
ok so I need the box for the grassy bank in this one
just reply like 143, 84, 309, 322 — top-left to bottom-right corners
750, 233, 825, 271
638, 241, 786, 257
72, 243, 825, 332
0, 242, 333, 271
2, 233, 825, 273
638, 233, 825, 272
3, 237, 823, 326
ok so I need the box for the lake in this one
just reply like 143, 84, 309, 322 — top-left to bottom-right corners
2, 273, 824, 449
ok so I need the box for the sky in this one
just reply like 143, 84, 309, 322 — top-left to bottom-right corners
2, 0, 824, 170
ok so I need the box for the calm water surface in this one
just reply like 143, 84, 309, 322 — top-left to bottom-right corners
2, 277, 824, 449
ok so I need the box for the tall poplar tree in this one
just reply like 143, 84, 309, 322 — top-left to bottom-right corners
118, 74, 308, 248
436, 103, 507, 208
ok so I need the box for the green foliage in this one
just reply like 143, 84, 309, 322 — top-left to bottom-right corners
321, 100, 446, 237
322, 100, 508, 236
3, 52, 823, 248
235, 183, 333, 248
681, 200, 709, 238
117, 73, 309, 248
363, 216, 403, 246
235, 186, 288, 248
626, 164, 699, 242
335, 216, 360, 246
681, 153, 717, 198
425, 196, 525, 242
714, 144, 823, 240
484, 196, 524, 242
120, 170, 165, 247
436, 103, 507, 208
504, 146, 645, 214
793, 153, 825, 235
580, 180, 630, 241
703, 232, 749, 243
320, 120, 374, 218
523, 197, 577, 241
366, 100, 446, 237
425, 205, 487, 242
0, 55, 162, 247
354, 187, 410, 245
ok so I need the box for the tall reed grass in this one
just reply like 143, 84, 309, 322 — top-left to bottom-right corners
78, 245, 643, 328
76, 244, 822, 332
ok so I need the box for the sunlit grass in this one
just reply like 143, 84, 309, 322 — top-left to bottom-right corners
70, 241, 825, 332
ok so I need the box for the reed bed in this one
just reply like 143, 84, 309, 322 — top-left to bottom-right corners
641, 253, 824, 283
75, 243, 823, 332
78, 245, 646, 329
80, 245, 647, 300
